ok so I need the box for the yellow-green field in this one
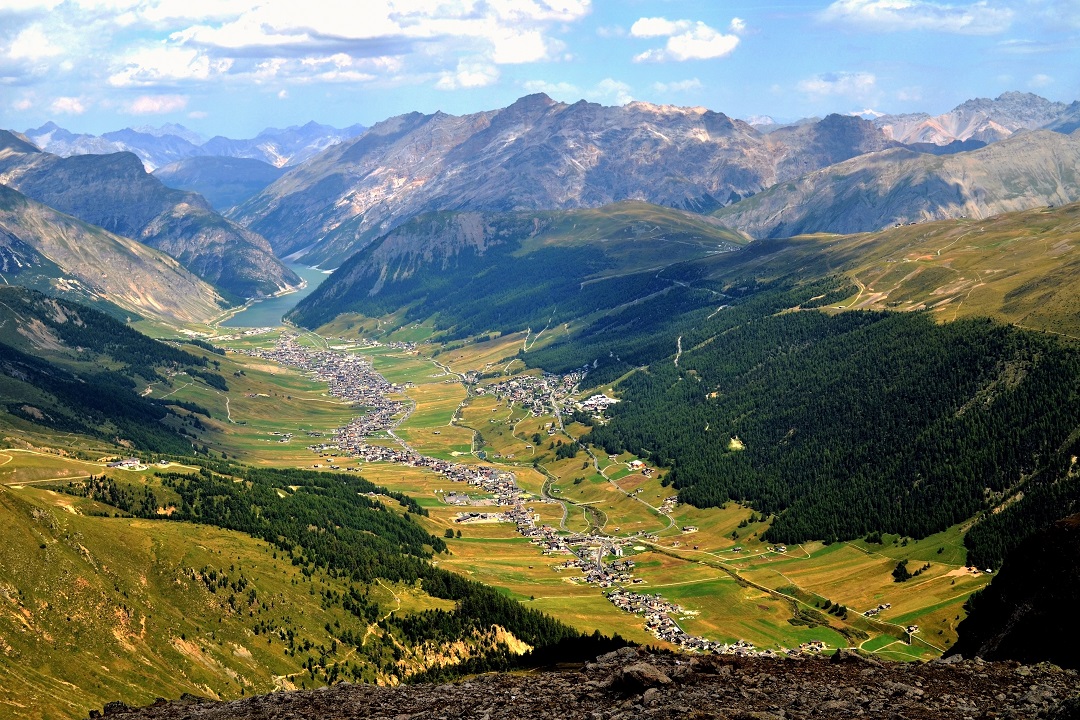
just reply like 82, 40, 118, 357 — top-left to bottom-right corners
432, 332, 527, 375
0, 465, 455, 720
233, 324, 992, 658
5, 303, 996, 679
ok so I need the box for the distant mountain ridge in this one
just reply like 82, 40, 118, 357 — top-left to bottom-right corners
22, 120, 366, 171
0, 131, 299, 300
875, 91, 1069, 145
233, 94, 897, 266
153, 157, 286, 211
714, 129, 1080, 238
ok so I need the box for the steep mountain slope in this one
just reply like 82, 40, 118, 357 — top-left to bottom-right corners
153, 157, 285, 211
0, 132, 298, 299
233, 95, 895, 266
0, 286, 227, 452
714, 129, 1080, 238
876, 91, 1069, 145
288, 201, 746, 332
0, 184, 226, 324
951, 512, 1080, 668
0, 481, 370, 719
1046, 101, 1080, 134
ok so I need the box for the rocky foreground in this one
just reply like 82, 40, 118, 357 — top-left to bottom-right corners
92, 648, 1079, 720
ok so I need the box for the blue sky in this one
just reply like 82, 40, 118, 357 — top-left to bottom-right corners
1, 0, 1077, 138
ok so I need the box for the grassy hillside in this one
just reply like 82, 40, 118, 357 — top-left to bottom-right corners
680, 201, 1080, 338
289, 202, 745, 336
0, 287, 227, 455
0, 459, 452, 720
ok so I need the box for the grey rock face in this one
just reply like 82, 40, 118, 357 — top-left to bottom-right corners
88, 651, 1080, 720
231, 95, 896, 266
876, 91, 1070, 145
715, 130, 1080, 238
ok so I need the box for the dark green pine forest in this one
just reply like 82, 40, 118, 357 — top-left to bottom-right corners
575, 308, 1080, 567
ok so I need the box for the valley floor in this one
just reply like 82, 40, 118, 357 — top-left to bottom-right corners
170, 323, 990, 660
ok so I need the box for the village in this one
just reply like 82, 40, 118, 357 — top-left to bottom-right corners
246, 333, 811, 657
481, 367, 591, 418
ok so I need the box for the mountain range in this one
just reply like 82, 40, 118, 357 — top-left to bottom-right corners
0, 183, 226, 324
0, 131, 298, 301
231, 94, 897, 267
714, 129, 1080, 237
152, 157, 287, 212
873, 91, 1070, 145
2, 87, 1080, 717
22, 120, 366, 172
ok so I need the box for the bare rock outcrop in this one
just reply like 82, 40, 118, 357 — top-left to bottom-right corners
89, 649, 1080, 720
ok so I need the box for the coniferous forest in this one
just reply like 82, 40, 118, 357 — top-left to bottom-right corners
577, 310, 1080, 561
65, 461, 615, 676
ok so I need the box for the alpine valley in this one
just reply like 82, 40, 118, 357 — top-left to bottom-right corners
2, 90, 1080, 720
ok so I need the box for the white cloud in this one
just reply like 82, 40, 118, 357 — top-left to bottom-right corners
436, 59, 499, 90
798, 71, 877, 98
277, 89, 288, 99
1, 0, 64, 10
729, 17, 746, 34
653, 78, 703, 93
1028, 73, 1052, 88
13, 97, 34, 111
589, 78, 633, 105
7, 25, 63, 61
50, 96, 87, 114
492, 30, 551, 64
1, 0, 593, 100
124, 93, 188, 114
630, 17, 692, 38
631, 18, 740, 62
187, 109, 207, 118
820, 0, 1014, 35
522, 79, 581, 99
108, 46, 233, 87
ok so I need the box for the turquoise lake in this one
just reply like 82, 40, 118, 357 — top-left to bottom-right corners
221, 264, 331, 328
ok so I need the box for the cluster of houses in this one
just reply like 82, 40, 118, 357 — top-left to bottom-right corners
485, 368, 589, 417
215, 327, 275, 341
578, 393, 619, 414
106, 457, 144, 470
863, 602, 892, 618
250, 331, 792, 658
